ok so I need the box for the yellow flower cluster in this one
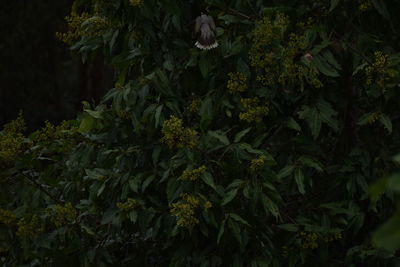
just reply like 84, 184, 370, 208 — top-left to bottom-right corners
204, 201, 213, 210
83, 16, 109, 36
227, 72, 248, 93
250, 155, 267, 171
299, 231, 319, 249
32, 120, 78, 151
0, 209, 17, 226
17, 215, 44, 238
170, 193, 200, 229
161, 116, 199, 149
249, 14, 322, 89
56, 12, 91, 44
281, 246, 289, 258
56, 12, 109, 44
129, 0, 144, 7
239, 98, 269, 123
366, 111, 381, 124
323, 232, 343, 242
189, 99, 200, 113
365, 51, 396, 88
0, 114, 27, 164
48, 203, 77, 227
249, 13, 288, 70
180, 165, 206, 181
358, 0, 373, 11
117, 198, 138, 212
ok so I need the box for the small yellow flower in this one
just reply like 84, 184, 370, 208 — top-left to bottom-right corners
189, 99, 200, 113
17, 215, 44, 238
0, 209, 17, 226
250, 155, 267, 171
299, 231, 319, 249
227, 72, 248, 93
117, 198, 138, 212
161, 116, 199, 149
204, 201, 213, 210
239, 98, 269, 123
170, 194, 200, 229
48, 202, 77, 227
129, 0, 144, 7
365, 51, 396, 89
180, 166, 206, 181
56, 12, 109, 44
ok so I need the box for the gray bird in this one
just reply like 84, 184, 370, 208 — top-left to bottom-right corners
195, 14, 218, 50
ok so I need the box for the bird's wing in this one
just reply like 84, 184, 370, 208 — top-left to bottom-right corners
195, 16, 202, 33
206, 15, 216, 31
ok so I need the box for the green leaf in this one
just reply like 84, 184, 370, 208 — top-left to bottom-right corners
260, 195, 279, 217
379, 114, 392, 134
208, 130, 230, 145
313, 55, 340, 77
357, 112, 375, 125
299, 156, 323, 172
81, 225, 95, 236
229, 213, 251, 227
142, 175, 156, 192
97, 182, 106, 197
129, 175, 142, 193
329, 0, 341, 12
217, 219, 226, 244
309, 108, 321, 139
372, 0, 390, 19
277, 165, 295, 179
294, 168, 305, 194
129, 210, 138, 223
228, 219, 242, 245
79, 114, 95, 133
202, 172, 217, 190
236, 58, 251, 77
234, 127, 252, 143
286, 117, 301, 131
84, 109, 103, 119
154, 105, 163, 128
199, 56, 209, 78
372, 211, 400, 251
222, 188, 238, 206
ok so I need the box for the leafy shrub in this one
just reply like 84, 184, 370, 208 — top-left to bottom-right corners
2, 0, 400, 266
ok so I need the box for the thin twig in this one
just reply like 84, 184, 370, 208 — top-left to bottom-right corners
22, 173, 63, 204
227, 8, 253, 20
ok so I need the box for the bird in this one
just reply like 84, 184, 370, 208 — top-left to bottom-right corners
194, 14, 218, 50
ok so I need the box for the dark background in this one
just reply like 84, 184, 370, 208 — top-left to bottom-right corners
0, 0, 112, 132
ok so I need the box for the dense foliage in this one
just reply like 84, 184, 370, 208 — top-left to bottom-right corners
2, 0, 400, 266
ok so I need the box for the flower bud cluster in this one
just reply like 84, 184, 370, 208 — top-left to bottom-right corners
249, 13, 322, 89
129, 0, 144, 7
161, 116, 198, 149
227, 72, 248, 93
48, 202, 77, 228
16, 215, 44, 238
365, 51, 396, 89
0, 209, 17, 226
239, 98, 269, 123
180, 166, 206, 181
250, 155, 267, 171
170, 193, 200, 229
189, 99, 200, 113
56, 12, 109, 44
0, 114, 26, 164
117, 198, 138, 212
299, 231, 319, 249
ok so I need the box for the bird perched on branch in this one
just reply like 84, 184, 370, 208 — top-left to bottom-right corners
194, 14, 218, 50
